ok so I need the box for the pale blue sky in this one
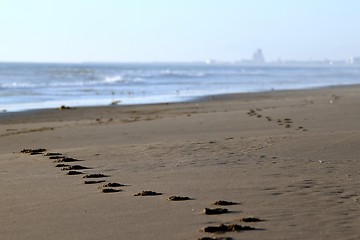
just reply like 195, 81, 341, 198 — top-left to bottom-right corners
0, 0, 359, 62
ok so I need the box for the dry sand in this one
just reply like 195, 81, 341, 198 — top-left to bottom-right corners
1, 86, 360, 240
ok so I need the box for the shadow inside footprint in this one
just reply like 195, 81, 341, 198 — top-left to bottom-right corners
168, 196, 192, 201
204, 208, 229, 215
203, 224, 255, 233
134, 191, 162, 196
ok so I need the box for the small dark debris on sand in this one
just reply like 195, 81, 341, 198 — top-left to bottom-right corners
204, 208, 229, 215
83, 173, 108, 178
54, 157, 81, 163
59, 105, 72, 110
20, 148, 47, 155
240, 217, 264, 222
134, 191, 162, 196
168, 196, 191, 201
55, 164, 70, 168
67, 171, 83, 175
103, 182, 125, 188
84, 180, 106, 184
61, 165, 89, 170
214, 200, 238, 206
203, 224, 255, 233
44, 152, 62, 156
102, 188, 122, 193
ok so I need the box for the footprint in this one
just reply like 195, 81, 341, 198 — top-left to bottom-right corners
102, 188, 122, 193
83, 173, 108, 178
54, 157, 81, 163
240, 217, 264, 222
55, 164, 70, 168
203, 224, 255, 233
84, 180, 106, 184
49, 156, 64, 160
168, 196, 191, 201
134, 191, 162, 196
61, 165, 90, 170
20, 148, 47, 155
204, 208, 229, 215
44, 152, 62, 156
102, 182, 125, 187
214, 200, 239, 206
67, 171, 83, 175
198, 237, 234, 240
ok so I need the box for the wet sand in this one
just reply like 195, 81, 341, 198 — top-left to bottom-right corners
1, 86, 360, 240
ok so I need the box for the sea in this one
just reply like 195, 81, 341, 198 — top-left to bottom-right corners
1, 62, 360, 112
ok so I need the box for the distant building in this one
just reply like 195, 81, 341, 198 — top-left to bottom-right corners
252, 49, 265, 64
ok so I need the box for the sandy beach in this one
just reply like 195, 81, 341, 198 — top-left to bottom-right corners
1, 85, 360, 240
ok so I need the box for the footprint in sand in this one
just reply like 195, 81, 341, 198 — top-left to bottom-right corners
102, 182, 126, 187
61, 165, 90, 170
202, 224, 256, 233
67, 170, 83, 175
239, 217, 264, 222
54, 157, 81, 163
204, 208, 229, 215
83, 173, 108, 178
213, 200, 239, 206
134, 191, 162, 196
20, 148, 47, 155
84, 180, 106, 184
55, 163, 70, 168
198, 237, 234, 240
44, 152, 62, 156
167, 196, 192, 201
102, 188, 122, 193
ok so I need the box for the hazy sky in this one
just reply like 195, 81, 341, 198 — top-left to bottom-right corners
1, 0, 359, 62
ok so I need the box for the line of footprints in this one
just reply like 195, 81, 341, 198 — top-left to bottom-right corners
20, 148, 266, 240
247, 108, 308, 131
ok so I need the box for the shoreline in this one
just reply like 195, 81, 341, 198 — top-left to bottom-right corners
1, 84, 360, 239
2, 82, 360, 119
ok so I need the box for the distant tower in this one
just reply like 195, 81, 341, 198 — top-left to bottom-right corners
252, 49, 265, 64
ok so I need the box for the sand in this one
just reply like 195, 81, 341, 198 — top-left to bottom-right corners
1, 85, 360, 240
